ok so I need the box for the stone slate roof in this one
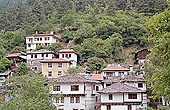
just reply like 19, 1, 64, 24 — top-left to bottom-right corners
102, 64, 129, 71
99, 83, 143, 93
122, 75, 145, 82
52, 74, 98, 83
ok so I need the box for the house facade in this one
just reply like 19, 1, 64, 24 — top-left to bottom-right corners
101, 64, 129, 79
59, 49, 78, 68
40, 58, 70, 78
99, 83, 145, 110
27, 49, 56, 73
26, 31, 61, 52
50, 74, 102, 110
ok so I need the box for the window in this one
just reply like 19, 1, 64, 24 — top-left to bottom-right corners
47, 37, 50, 40
76, 97, 80, 103
48, 63, 52, 68
93, 85, 95, 90
138, 83, 143, 88
73, 109, 78, 110
66, 54, 68, 58
96, 86, 99, 91
40, 38, 42, 41
128, 93, 137, 99
34, 67, 38, 71
46, 54, 48, 57
42, 54, 44, 57
69, 54, 71, 58
62, 54, 64, 58
58, 71, 62, 76
31, 54, 33, 58
45, 37, 47, 40
58, 63, 62, 68
106, 84, 111, 87
28, 44, 31, 47
61, 97, 64, 103
37, 38, 39, 41
53, 86, 60, 91
96, 96, 98, 102
71, 85, 79, 91
48, 71, 52, 77
107, 105, 111, 110
109, 94, 112, 100
128, 105, 132, 110
70, 97, 74, 103
34, 54, 37, 58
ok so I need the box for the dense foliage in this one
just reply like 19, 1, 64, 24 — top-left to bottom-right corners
145, 3, 170, 101
0, 72, 56, 110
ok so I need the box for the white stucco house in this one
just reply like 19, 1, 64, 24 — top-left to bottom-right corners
99, 83, 146, 110
50, 74, 102, 110
101, 64, 129, 79
59, 49, 78, 68
27, 49, 56, 73
26, 31, 61, 52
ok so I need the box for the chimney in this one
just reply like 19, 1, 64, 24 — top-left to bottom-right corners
35, 31, 38, 34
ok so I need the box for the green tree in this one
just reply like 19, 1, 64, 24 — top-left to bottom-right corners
146, 2, 170, 101
0, 57, 12, 73
67, 67, 81, 74
16, 62, 27, 76
87, 57, 106, 72
0, 72, 56, 110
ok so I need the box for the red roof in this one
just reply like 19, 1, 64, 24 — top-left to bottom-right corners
7, 51, 26, 58
40, 58, 70, 63
102, 65, 129, 71
59, 49, 79, 54
91, 74, 103, 81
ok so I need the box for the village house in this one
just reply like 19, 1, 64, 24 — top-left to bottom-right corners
135, 49, 151, 65
26, 31, 62, 52
40, 58, 71, 78
50, 74, 102, 110
59, 49, 78, 68
6, 50, 27, 71
99, 83, 146, 110
101, 64, 129, 79
27, 49, 56, 73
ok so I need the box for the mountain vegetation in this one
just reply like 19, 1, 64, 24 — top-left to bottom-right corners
0, 0, 169, 106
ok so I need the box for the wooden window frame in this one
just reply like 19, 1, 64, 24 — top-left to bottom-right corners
71, 85, 79, 91
109, 94, 113, 100
75, 97, 80, 103
128, 93, 137, 99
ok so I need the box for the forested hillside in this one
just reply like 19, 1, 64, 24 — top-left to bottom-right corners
0, 0, 168, 70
